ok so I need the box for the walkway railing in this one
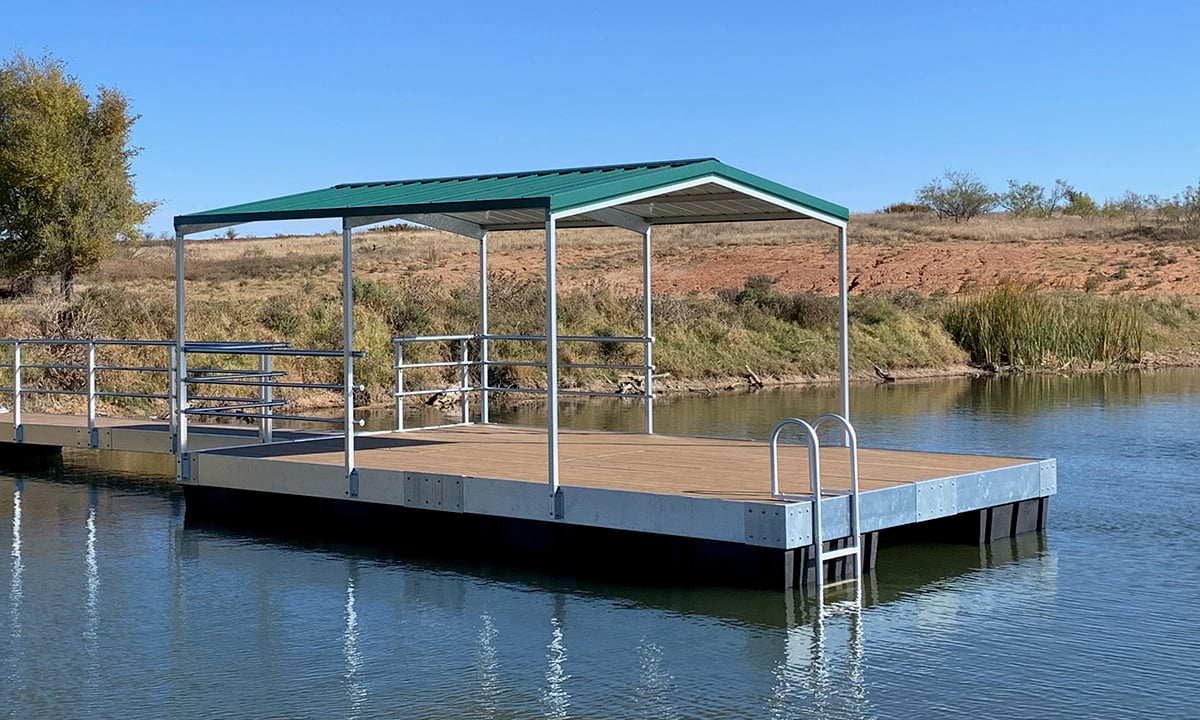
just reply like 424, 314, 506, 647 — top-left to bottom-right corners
1, 338, 175, 445
0, 338, 363, 452
392, 331, 655, 432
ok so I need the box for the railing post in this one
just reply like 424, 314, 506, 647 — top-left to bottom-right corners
176, 348, 189, 482
395, 341, 404, 431
259, 353, 273, 444
459, 339, 470, 425
86, 341, 97, 447
12, 341, 22, 442
168, 344, 178, 451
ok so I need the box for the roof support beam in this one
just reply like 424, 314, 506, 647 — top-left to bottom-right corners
556, 175, 847, 229
399, 213, 486, 240
708, 177, 848, 229
582, 206, 649, 234
344, 214, 400, 229
344, 212, 486, 240
175, 221, 239, 236
625, 191, 765, 206
646, 213, 804, 225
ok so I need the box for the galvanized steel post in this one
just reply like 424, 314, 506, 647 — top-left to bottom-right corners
11, 341, 21, 442
394, 341, 404, 431
342, 218, 358, 496
479, 232, 490, 424
86, 341, 97, 447
259, 353, 273, 444
174, 231, 188, 481
642, 227, 654, 434
545, 211, 561, 517
837, 224, 850, 425
459, 339, 470, 424
167, 344, 178, 449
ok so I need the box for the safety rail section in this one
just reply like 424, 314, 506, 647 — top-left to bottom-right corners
0, 338, 365, 451
769, 415, 862, 604
393, 331, 656, 432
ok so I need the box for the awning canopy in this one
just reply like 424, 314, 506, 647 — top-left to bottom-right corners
173, 158, 849, 236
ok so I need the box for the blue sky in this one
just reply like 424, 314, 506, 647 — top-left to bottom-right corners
4, 1, 1198, 236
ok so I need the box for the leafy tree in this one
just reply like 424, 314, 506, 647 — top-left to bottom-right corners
1000, 178, 1071, 218
999, 180, 1046, 217
0, 52, 154, 298
1102, 191, 1150, 223
915, 171, 997, 223
1062, 188, 1099, 217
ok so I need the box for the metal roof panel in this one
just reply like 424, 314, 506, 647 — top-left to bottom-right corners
174, 159, 848, 233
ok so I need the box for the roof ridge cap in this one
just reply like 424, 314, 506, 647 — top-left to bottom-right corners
331, 158, 717, 190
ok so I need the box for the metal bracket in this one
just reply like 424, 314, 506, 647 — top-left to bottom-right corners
13, 424, 22, 443
347, 469, 359, 498
89, 427, 99, 449
552, 488, 565, 520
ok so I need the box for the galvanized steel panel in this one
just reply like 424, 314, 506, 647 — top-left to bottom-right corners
859, 484, 919, 533
462, 476, 550, 522
563, 485, 748, 544
744, 503, 789, 547
402, 472, 464, 513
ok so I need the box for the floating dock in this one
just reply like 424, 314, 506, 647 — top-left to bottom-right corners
1, 159, 1058, 592
2, 413, 1054, 589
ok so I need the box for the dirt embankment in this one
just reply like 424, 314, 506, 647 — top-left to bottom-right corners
82, 212, 1200, 302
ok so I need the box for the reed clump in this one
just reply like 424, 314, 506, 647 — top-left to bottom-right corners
942, 283, 1144, 367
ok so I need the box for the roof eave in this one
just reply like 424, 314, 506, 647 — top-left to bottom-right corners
174, 196, 552, 235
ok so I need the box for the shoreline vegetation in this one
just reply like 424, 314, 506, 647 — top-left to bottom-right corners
2, 212, 1199, 416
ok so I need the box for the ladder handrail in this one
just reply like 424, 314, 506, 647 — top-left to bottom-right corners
813, 414, 862, 591
768, 417, 820, 501
769, 414, 862, 603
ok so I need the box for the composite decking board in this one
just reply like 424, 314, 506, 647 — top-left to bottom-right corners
2, 412, 324, 440
201, 424, 1038, 502
4, 415, 1037, 497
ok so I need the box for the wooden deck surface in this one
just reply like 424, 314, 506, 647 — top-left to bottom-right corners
216, 424, 1032, 502
1, 411, 319, 440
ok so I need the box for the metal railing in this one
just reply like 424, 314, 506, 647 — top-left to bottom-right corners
181, 342, 362, 426
1, 338, 175, 445
0, 338, 364, 449
769, 414, 861, 602
392, 331, 655, 431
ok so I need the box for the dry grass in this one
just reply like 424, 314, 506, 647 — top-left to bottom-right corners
4, 212, 1200, 416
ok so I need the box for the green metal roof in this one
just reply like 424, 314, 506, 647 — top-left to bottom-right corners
174, 158, 849, 235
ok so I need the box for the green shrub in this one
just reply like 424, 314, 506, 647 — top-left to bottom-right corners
880, 202, 932, 214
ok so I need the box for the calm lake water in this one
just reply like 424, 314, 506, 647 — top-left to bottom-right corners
3, 371, 1199, 719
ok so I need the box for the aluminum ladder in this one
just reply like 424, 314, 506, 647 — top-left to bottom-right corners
769, 415, 862, 604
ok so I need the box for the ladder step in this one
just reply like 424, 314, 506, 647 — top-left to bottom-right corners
820, 576, 861, 590
821, 545, 860, 562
